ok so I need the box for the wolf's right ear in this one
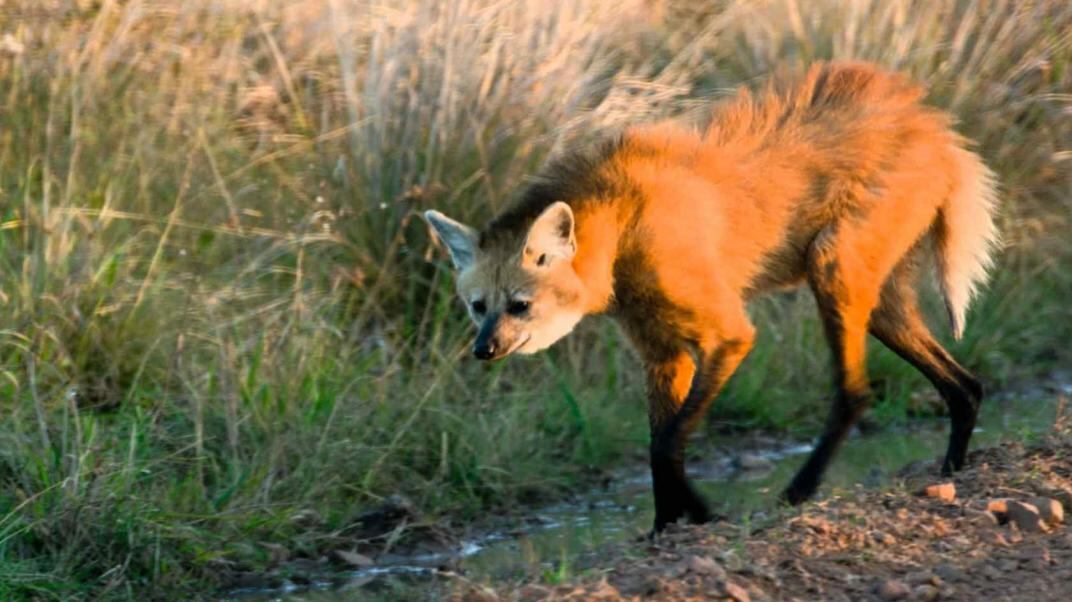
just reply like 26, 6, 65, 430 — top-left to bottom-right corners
423, 210, 478, 271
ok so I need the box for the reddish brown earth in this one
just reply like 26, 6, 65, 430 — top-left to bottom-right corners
457, 419, 1072, 601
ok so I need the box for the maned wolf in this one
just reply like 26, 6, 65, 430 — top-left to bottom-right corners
423, 62, 999, 531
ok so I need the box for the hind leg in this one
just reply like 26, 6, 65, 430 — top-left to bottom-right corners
869, 261, 983, 474
783, 226, 885, 504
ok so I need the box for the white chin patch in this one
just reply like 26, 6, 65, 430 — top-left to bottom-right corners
515, 311, 584, 354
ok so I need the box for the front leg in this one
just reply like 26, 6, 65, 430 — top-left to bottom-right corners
647, 335, 753, 531
646, 351, 703, 530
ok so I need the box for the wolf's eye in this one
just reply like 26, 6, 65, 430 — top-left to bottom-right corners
506, 299, 531, 316
471, 300, 486, 314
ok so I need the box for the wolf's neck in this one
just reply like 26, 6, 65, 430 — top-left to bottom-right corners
571, 203, 623, 314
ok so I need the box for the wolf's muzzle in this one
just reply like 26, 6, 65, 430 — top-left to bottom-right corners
473, 315, 500, 360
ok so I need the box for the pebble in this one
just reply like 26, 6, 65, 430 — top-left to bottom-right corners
913, 584, 940, 601
687, 555, 727, 579
1029, 497, 1065, 525
875, 579, 911, 600
987, 498, 1010, 520
924, 482, 957, 502
1047, 488, 1072, 514
905, 571, 942, 586
718, 579, 750, 602
965, 508, 999, 528
1019, 544, 1053, 570
997, 558, 1019, 572
982, 530, 1011, 547
870, 530, 897, 545
934, 563, 966, 583
1006, 500, 1046, 533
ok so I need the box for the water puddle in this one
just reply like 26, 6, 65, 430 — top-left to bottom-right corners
228, 384, 1066, 601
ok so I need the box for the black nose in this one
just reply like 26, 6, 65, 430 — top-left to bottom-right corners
473, 341, 496, 360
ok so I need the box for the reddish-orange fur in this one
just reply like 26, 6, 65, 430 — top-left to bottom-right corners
426, 62, 998, 530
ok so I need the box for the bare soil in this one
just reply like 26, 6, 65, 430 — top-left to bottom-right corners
459, 417, 1072, 601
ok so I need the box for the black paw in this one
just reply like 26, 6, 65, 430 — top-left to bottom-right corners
781, 480, 816, 506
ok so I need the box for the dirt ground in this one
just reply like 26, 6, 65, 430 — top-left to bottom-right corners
458, 414, 1072, 601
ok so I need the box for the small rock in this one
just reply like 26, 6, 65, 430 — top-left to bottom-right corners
905, 571, 940, 586
1046, 488, 1072, 514
987, 498, 1010, 522
687, 555, 727, 579
981, 564, 1002, 581
871, 530, 897, 545
1006, 500, 1046, 533
1030, 497, 1065, 525
719, 580, 750, 602
934, 563, 966, 583
997, 558, 1019, 572
965, 508, 999, 528
913, 584, 940, 602
982, 530, 1010, 546
923, 483, 956, 502
876, 579, 910, 600
1019, 544, 1053, 569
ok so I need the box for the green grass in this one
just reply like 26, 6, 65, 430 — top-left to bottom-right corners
1, 0, 1070, 598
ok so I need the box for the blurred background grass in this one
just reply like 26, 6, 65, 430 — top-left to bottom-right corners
0, 0, 1069, 597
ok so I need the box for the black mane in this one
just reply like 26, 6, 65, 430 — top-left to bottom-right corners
479, 136, 631, 249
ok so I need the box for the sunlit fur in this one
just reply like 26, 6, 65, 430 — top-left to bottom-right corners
426, 62, 999, 526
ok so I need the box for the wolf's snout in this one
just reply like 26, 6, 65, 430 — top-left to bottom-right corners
473, 317, 500, 360
473, 339, 496, 360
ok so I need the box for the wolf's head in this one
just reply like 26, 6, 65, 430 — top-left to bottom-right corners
424, 202, 587, 360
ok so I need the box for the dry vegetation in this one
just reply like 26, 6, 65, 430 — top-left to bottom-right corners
0, 0, 1070, 598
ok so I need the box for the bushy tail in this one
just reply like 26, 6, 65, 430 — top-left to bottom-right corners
935, 147, 1001, 340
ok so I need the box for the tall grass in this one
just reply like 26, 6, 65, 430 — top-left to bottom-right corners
0, 0, 1070, 597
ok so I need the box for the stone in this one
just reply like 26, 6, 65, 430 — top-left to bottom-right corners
875, 579, 910, 600
871, 530, 897, 545
1006, 500, 1046, 533
987, 498, 1010, 521
982, 564, 1003, 581
982, 530, 1011, 546
923, 483, 956, 502
718, 579, 750, 602
934, 563, 966, 583
1029, 497, 1065, 525
1047, 488, 1072, 514
913, 584, 940, 602
965, 508, 999, 528
1019, 544, 1053, 570
997, 558, 1019, 572
687, 555, 727, 579
905, 571, 941, 586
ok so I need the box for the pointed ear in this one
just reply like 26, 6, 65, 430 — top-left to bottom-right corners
524, 202, 576, 267
423, 210, 478, 271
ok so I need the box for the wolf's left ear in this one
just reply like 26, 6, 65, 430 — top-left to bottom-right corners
424, 210, 478, 271
524, 201, 576, 267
